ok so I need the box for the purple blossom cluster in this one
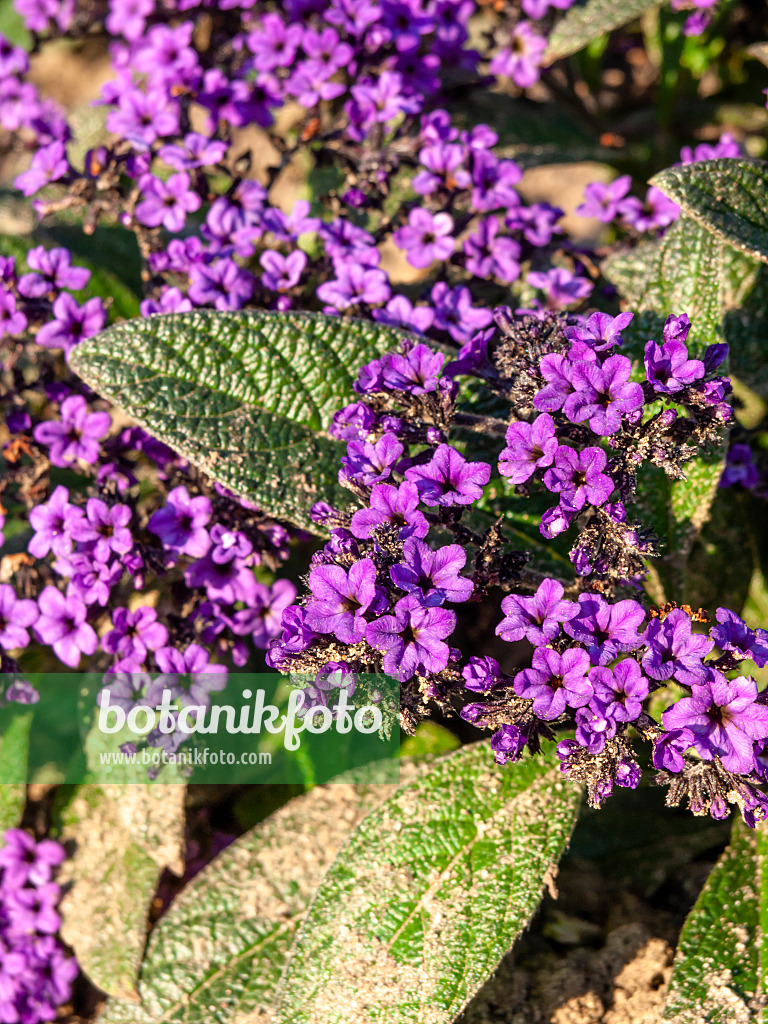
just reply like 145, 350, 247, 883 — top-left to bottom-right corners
0, 830, 76, 1024
263, 302, 768, 826
577, 134, 741, 235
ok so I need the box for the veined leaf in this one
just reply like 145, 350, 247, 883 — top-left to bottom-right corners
603, 217, 727, 567
98, 783, 395, 1024
662, 818, 768, 1023
545, 0, 668, 63
69, 311, 412, 533
56, 784, 186, 999
652, 158, 768, 265
0, 709, 32, 840
273, 740, 581, 1024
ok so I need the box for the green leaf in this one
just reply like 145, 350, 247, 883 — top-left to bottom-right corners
68, 311, 411, 532
602, 217, 727, 569
56, 784, 186, 999
0, 709, 32, 839
651, 158, 768, 265
662, 818, 768, 1023
545, 0, 668, 63
273, 741, 581, 1024
98, 782, 393, 1024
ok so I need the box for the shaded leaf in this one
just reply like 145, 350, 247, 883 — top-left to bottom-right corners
0, 708, 32, 840
651, 158, 768, 265
57, 784, 185, 999
662, 818, 768, 1023
273, 741, 581, 1024
98, 783, 396, 1024
602, 217, 727, 565
69, 311, 411, 533
545, 0, 667, 63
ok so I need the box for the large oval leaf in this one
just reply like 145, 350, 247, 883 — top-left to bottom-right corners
273, 740, 581, 1024
652, 158, 768, 265
98, 782, 395, 1024
68, 311, 411, 532
545, 0, 668, 63
662, 818, 768, 1023
56, 784, 186, 1000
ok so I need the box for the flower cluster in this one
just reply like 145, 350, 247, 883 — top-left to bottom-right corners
261, 301, 768, 827
0, 829, 76, 1024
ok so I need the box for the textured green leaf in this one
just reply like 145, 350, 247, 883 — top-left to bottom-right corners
273, 741, 581, 1024
545, 0, 667, 63
98, 783, 394, 1024
57, 784, 186, 999
652, 158, 768, 265
0, 709, 32, 840
721, 246, 768, 398
662, 818, 768, 1023
603, 217, 727, 563
69, 311, 411, 532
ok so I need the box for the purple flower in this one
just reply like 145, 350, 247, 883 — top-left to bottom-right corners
619, 186, 680, 232
28, 486, 83, 559
710, 608, 768, 667
489, 22, 546, 88
340, 432, 404, 487
70, 498, 132, 561
490, 724, 527, 764
103, 607, 169, 664
462, 655, 503, 692
574, 704, 618, 755
9, 882, 62, 934
463, 217, 521, 283
366, 594, 456, 681
589, 660, 648, 722
317, 265, 390, 310
576, 175, 632, 222
663, 671, 768, 774
405, 444, 491, 506
390, 539, 473, 606
563, 311, 633, 353
372, 295, 435, 334
158, 132, 228, 170
652, 728, 695, 772
329, 402, 377, 442
527, 267, 593, 308
34, 586, 98, 668
305, 557, 383, 644
148, 486, 212, 558
247, 13, 304, 70
188, 260, 254, 311
642, 608, 714, 685
184, 552, 257, 606
514, 646, 593, 720
0, 585, 38, 651
349, 481, 430, 540
0, 830, 65, 888
393, 208, 455, 268
34, 395, 111, 467
154, 644, 228, 706
15, 140, 68, 196
564, 355, 644, 435
0, 289, 27, 337
563, 592, 645, 664
106, 87, 180, 149
135, 172, 202, 233
430, 283, 493, 343
496, 578, 577, 646
230, 579, 297, 648
35, 293, 106, 356
498, 413, 558, 484
380, 344, 445, 395
644, 339, 706, 394
413, 141, 470, 194
259, 250, 307, 291
543, 446, 615, 510
19, 246, 90, 297
469, 152, 522, 213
